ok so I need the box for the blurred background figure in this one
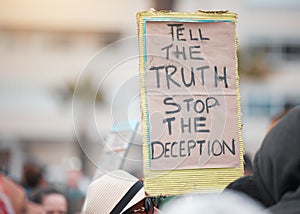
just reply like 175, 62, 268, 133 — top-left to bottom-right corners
21, 158, 48, 196
0, 173, 44, 214
0, 174, 15, 214
29, 186, 68, 214
65, 170, 85, 214
268, 102, 294, 131
161, 191, 269, 214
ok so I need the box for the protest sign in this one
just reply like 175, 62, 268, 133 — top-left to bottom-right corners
137, 10, 243, 195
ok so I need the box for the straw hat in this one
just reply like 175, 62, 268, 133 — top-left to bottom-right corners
82, 170, 145, 214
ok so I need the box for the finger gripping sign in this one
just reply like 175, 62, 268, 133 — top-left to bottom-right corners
137, 10, 243, 196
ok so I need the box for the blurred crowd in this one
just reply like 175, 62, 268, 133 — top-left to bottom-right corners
0, 157, 84, 214
1, 106, 300, 213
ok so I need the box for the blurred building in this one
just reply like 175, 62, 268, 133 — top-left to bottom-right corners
0, 0, 151, 182
0, 0, 299, 183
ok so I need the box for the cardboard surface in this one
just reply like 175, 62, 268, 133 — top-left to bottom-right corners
137, 10, 243, 195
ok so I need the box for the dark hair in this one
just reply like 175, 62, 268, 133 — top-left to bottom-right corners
22, 160, 44, 188
28, 186, 65, 204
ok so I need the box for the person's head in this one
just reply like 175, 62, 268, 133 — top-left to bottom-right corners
29, 186, 67, 214
82, 170, 158, 214
253, 105, 300, 207
224, 105, 300, 212
22, 159, 45, 189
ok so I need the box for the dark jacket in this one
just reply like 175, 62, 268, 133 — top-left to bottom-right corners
226, 106, 300, 214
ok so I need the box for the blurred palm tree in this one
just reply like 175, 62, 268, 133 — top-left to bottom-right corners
54, 76, 104, 176
56, 77, 103, 104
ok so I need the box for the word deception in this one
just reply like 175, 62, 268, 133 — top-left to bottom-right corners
151, 139, 236, 159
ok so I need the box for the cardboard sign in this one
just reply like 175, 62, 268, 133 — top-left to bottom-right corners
137, 10, 243, 195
